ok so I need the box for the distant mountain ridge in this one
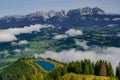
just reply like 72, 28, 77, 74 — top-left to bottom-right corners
0, 7, 105, 19
0, 7, 120, 29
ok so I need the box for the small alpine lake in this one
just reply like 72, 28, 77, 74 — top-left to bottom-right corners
34, 60, 55, 71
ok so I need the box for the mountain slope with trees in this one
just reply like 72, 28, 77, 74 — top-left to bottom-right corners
0, 58, 118, 80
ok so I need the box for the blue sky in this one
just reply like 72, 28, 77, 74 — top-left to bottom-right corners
0, 0, 120, 17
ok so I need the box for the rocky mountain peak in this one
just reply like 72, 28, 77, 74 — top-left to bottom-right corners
92, 7, 105, 15
48, 10, 56, 17
0, 7, 107, 29
67, 7, 105, 17
0, 7, 105, 20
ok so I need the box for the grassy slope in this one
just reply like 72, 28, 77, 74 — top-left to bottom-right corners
62, 73, 117, 80
0, 58, 64, 80
0, 59, 117, 80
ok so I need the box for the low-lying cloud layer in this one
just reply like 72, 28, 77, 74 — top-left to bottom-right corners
65, 29, 83, 37
18, 40, 29, 45
13, 47, 31, 53
75, 39, 89, 50
53, 35, 67, 40
0, 34, 17, 42
0, 24, 52, 42
13, 49, 22, 53
11, 40, 29, 46
35, 47, 120, 71
53, 29, 83, 40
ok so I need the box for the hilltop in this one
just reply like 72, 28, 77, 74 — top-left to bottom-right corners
0, 58, 118, 80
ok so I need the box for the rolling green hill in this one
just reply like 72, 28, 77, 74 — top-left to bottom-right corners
0, 58, 63, 80
0, 58, 117, 80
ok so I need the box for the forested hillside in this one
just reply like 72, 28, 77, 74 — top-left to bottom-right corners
0, 58, 119, 80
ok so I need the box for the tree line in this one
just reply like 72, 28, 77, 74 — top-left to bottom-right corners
46, 59, 120, 80
0, 59, 120, 80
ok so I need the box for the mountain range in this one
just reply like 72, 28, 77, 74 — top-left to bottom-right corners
0, 7, 120, 29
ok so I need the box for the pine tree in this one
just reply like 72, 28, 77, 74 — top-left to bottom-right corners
74, 61, 82, 74
95, 60, 100, 75
89, 62, 94, 75
107, 62, 114, 77
67, 61, 82, 74
82, 59, 93, 75
95, 60, 107, 76
100, 62, 107, 76
82, 59, 87, 74
116, 63, 120, 80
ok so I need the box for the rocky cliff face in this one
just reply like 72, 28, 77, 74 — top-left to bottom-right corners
67, 7, 105, 16
0, 7, 105, 21
0, 7, 120, 29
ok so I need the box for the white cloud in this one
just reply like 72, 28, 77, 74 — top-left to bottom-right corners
113, 18, 120, 21
35, 47, 120, 72
13, 49, 21, 53
53, 29, 83, 40
53, 35, 67, 40
18, 40, 29, 45
75, 40, 89, 50
11, 42, 18, 46
0, 24, 53, 43
107, 24, 118, 27
0, 34, 17, 42
103, 18, 109, 21
65, 29, 83, 37
24, 48, 31, 51
11, 40, 29, 46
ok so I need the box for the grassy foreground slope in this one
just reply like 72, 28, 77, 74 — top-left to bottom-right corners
63, 73, 116, 80
0, 58, 117, 80
0, 58, 63, 80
